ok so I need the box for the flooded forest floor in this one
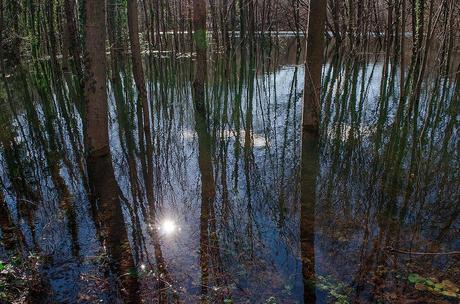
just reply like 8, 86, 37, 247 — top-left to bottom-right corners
0, 36, 459, 303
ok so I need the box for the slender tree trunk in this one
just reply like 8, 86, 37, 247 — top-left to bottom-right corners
83, 1, 109, 154
302, 0, 327, 133
193, 0, 207, 52
192, 0, 210, 301
239, 0, 246, 41
209, 0, 220, 45
299, 131, 319, 302
63, 0, 82, 75
195, 94, 214, 302
83, 0, 140, 302
400, 0, 406, 98
107, 0, 119, 66
247, 0, 255, 40
221, 0, 230, 50
0, 0, 4, 69
127, 0, 154, 212
348, 0, 355, 48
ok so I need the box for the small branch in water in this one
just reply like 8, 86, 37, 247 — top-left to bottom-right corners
385, 246, 460, 256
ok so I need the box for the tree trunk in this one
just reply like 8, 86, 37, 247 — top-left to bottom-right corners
299, 131, 319, 302
0, 0, 4, 69
127, 0, 154, 212
400, 0, 406, 98
83, 0, 140, 302
63, 0, 82, 75
193, 0, 207, 53
192, 0, 211, 301
302, 0, 327, 133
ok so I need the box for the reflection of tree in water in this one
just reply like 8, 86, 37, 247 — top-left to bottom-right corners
0, 35, 459, 302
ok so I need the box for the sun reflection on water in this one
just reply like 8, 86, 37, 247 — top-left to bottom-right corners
158, 219, 179, 235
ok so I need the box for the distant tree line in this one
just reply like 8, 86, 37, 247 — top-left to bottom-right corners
1, 0, 459, 64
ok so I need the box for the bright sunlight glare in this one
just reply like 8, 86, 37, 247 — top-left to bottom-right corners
159, 219, 178, 235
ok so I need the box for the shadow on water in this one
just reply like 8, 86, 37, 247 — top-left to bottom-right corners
0, 37, 459, 303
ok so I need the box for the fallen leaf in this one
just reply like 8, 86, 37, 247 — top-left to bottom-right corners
441, 280, 459, 293
415, 283, 427, 291
440, 290, 457, 298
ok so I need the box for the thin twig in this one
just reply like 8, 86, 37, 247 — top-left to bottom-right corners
386, 246, 460, 256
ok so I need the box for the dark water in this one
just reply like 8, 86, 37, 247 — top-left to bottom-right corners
0, 38, 459, 303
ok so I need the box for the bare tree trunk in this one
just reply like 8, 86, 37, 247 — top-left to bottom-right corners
192, 0, 211, 301
220, 0, 230, 50
400, 0, 406, 98
302, 0, 327, 133
127, 0, 154, 213
83, 0, 140, 302
107, 0, 121, 73
83, 0, 109, 154
209, 0, 220, 45
348, 0, 355, 48
195, 97, 213, 301
63, 0, 82, 76
299, 131, 319, 303
193, 0, 207, 51
247, 0, 255, 40
0, 0, 4, 69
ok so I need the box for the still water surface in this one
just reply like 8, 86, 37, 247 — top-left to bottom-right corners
0, 38, 459, 303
